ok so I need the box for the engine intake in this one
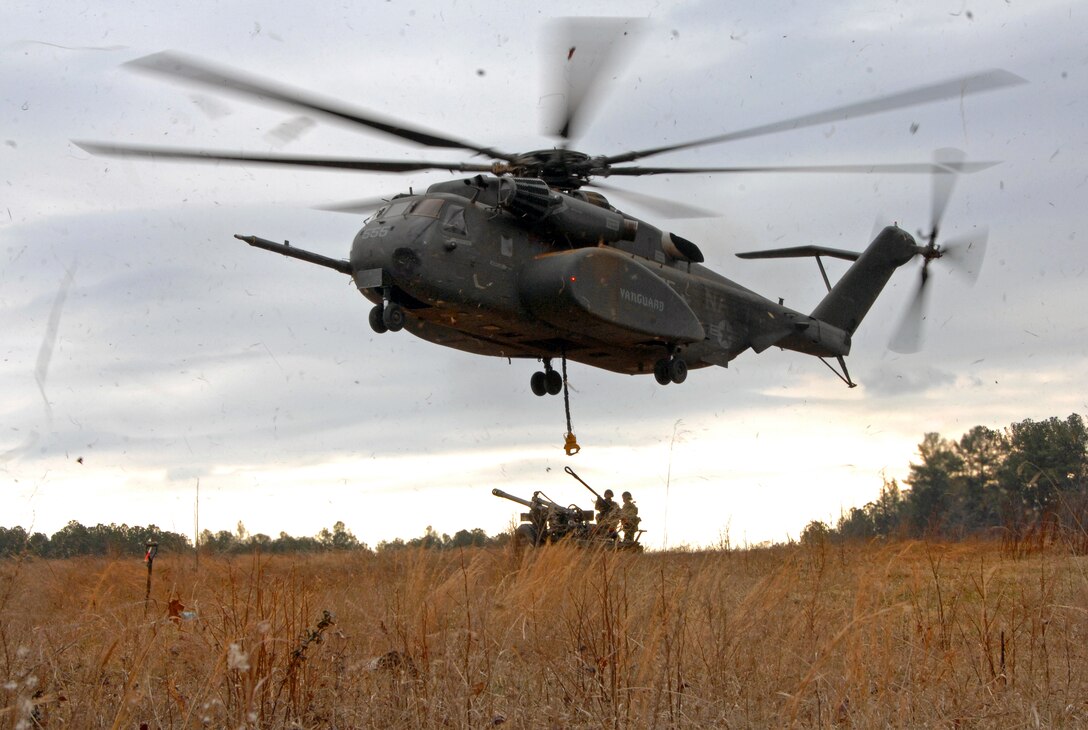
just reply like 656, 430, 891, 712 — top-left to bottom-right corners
499, 178, 555, 220
662, 232, 705, 263
498, 177, 638, 246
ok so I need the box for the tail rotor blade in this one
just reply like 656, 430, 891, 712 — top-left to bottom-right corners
942, 227, 989, 285
889, 270, 930, 354
930, 147, 965, 237
891, 148, 990, 354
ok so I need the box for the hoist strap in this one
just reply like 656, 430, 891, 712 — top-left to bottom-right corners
561, 349, 579, 455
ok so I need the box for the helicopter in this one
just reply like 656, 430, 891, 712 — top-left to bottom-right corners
75, 29, 1023, 409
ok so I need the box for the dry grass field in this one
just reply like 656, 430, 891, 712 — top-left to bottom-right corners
3, 538, 1088, 728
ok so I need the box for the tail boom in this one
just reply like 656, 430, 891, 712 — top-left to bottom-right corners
809, 225, 917, 334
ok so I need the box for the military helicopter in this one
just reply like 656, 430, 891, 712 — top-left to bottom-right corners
76, 26, 1022, 411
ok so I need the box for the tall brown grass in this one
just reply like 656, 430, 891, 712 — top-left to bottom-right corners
2, 538, 1087, 727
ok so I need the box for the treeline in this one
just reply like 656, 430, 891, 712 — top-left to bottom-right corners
807, 413, 1088, 543
0, 519, 509, 559
7, 412, 1084, 558
0, 521, 191, 559
200, 522, 508, 554
200, 521, 367, 555
374, 525, 508, 552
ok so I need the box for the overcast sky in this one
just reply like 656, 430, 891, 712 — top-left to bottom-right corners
3, 0, 1086, 549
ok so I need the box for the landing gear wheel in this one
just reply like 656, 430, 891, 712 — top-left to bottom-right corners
668, 357, 688, 384
654, 356, 688, 384
382, 302, 405, 332
530, 371, 548, 397
545, 369, 563, 395
369, 305, 388, 334
654, 358, 671, 385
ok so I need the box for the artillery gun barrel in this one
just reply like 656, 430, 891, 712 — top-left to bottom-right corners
492, 488, 535, 509
492, 488, 580, 516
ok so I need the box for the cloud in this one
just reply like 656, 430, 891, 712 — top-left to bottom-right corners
861, 363, 957, 397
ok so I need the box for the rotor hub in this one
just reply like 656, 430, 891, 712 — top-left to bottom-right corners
510, 149, 597, 191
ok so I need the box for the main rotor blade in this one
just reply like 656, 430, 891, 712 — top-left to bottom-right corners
588, 181, 720, 219
603, 69, 1026, 165
125, 51, 516, 161
73, 141, 496, 174
544, 17, 645, 142
602, 161, 1000, 176
315, 195, 391, 215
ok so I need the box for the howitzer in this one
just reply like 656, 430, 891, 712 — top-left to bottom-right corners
492, 487, 595, 545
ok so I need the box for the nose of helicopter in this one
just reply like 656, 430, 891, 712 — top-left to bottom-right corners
349, 212, 435, 291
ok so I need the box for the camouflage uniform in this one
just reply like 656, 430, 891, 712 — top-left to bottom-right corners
595, 490, 619, 537
619, 492, 640, 542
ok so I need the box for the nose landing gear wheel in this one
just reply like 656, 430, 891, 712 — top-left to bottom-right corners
369, 305, 388, 334
531, 371, 548, 397
382, 302, 405, 332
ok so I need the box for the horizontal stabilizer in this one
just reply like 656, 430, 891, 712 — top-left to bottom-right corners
736, 245, 860, 262
750, 325, 797, 353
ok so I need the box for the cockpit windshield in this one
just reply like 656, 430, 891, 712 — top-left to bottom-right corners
409, 197, 445, 218
375, 197, 446, 221
378, 199, 414, 219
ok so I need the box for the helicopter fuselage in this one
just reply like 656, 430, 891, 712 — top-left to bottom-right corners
345, 175, 871, 379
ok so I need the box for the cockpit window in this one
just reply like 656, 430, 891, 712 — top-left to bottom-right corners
410, 197, 445, 219
442, 205, 467, 236
382, 200, 414, 219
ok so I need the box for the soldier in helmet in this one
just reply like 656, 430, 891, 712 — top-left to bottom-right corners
619, 491, 641, 543
595, 489, 619, 539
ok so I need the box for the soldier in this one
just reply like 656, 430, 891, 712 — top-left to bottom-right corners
619, 491, 640, 542
595, 489, 619, 538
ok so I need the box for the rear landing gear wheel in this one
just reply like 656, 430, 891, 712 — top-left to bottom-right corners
369, 305, 388, 334
668, 357, 688, 384
654, 356, 688, 385
382, 302, 405, 332
530, 358, 564, 396
654, 358, 671, 385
